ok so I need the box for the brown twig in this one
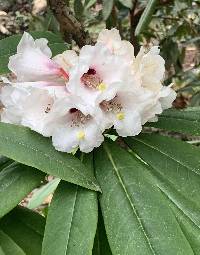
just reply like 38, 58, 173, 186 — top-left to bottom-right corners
130, 0, 140, 54
48, 0, 91, 47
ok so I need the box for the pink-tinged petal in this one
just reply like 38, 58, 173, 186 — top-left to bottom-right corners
97, 28, 135, 62
97, 28, 122, 53
68, 44, 130, 106
8, 32, 69, 82
53, 50, 78, 73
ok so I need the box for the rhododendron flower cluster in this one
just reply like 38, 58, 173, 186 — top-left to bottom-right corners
0, 29, 176, 153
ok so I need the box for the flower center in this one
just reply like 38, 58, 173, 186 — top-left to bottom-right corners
69, 108, 91, 127
81, 68, 105, 90
100, 97, 125, 120
100, 97, 122, 113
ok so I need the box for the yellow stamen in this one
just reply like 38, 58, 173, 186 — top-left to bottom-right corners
77, 131, 85, 140
116, 112, 125, 120
97, 83, 107, 91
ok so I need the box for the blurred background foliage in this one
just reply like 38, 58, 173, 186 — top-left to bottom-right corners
0, 0, 200, 108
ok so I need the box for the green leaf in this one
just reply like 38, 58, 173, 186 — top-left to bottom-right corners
102, 0, 114, 20
0, 156, 13, 172
126, 134, 200, 208
171, 204, 200, 254
95, 141, 194, 255
0, 207, 45, 255
125, 134, 200, 246
0, 247, 4, 255
92, 208, 112, 255
0, 230, 25, 255
42, 154, 98, 255
118, 0, 133, 9
0, 122, 100, 191
27, 178, 60, 210
84, 0, 96, 9
147, 107, 200, 136
0, 31, 69, 74
74, 0, 84, 19
0, 163, 44, 218
135, 0, 158, 36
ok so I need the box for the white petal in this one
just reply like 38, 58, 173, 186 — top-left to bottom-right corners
68, 44, 129, 106
79, 120, 104, 153
97, 28, 122, 53
52, 127, 79, 153
18, 88, 56, 136
8, 32, 62, 82
35, 38, 52, 57
159, 86, 177, 110
53, 50, 78, 73
114, 110, 142, 137
17, 32, 52, 58
119, 40, 135, 62
0, 85, 28, 107
133, 46, 165, 93
0, 85, 29, 124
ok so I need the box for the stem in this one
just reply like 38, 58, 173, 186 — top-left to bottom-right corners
48, 0, 91, 47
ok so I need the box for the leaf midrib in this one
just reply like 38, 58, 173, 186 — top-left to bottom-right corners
159, 186, 200, 233
103, 144, 156, 255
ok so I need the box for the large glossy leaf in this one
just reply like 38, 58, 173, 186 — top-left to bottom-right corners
0, 230, 25, 255
171, 204, 200, 254
27, 178, 60, 210
125, 134, 200, 249
0, 31, 69, 74
42, 154, 98, 255
0, 163, 44, 218
147, 107, 200, 136
95, 141, 194, 255
0, 207, 45, 255
135, 0, 158, 36
0, 122, 100, 191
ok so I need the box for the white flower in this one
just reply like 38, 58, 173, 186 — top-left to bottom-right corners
67, 43, 128, 106
8, 32, 70, 82
51, 96, 104, 153
0, 85, 28, 124
132, 46, 176, 123
133, 46, 165, 92
98, 90, 154, 137
0, 28, 177, 154
97, 28, 135, 63
0, 85, 58, 137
